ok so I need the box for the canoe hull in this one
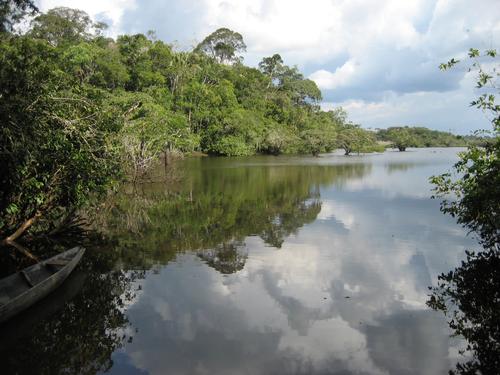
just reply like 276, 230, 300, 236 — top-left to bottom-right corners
0, 247, 85, 324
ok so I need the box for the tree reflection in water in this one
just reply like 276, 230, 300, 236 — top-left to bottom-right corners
0, 158, 372, 374
0, 239, 143, 375
198, 241, 248, 274
94, 160, 369, 270
427, 247, 500, 374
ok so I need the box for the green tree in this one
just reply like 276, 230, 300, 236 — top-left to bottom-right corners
300, 112, 337, 156
431, 48, 499, 249
0, 36, 121, 243
428, 48, 499, 374
117, 33, 164, 91
110, 90, 195, 179
194, 27, 246, 64
259, 53, 284, 88
227, 64, 268, 112
29, 7, 106, 46
260, 123, 298, 155
377, 126, 468, 148
209, 108, 265, 156
276, 65, 322, 107
60, 39, 129, 89
386, 127, 414, 151
337, 124, 376, 155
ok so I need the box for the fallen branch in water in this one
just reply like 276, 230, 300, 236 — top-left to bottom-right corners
3, 240, 40, 263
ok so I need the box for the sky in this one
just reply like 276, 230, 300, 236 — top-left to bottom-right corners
36, 0, 500, 134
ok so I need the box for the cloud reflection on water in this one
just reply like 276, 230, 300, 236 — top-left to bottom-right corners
105, 149, 476, 375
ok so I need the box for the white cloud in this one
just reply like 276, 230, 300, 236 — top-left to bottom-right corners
200, 0, 344, 60
309, 60, 358, 89
322, 69, 492, 133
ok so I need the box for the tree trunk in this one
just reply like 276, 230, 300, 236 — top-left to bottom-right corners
2, 211, 42, 244
4, 240, 40, 262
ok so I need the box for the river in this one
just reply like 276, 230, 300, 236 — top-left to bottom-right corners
1, 148, 478, 375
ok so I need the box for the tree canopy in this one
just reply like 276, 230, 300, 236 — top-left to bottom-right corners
386, 127, 413, 151
29, 7, 106, 46
194, 27, 246, 64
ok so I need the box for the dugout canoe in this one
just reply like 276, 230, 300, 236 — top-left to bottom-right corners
0, 247, 85, 323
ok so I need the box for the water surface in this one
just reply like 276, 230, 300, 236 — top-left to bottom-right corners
1, 148, 477, 375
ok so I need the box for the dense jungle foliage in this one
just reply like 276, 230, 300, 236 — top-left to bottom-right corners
0, 5, 478, 243
0, 6, 374, 241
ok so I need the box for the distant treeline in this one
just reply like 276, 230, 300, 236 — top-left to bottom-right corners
376, 126, 486, 149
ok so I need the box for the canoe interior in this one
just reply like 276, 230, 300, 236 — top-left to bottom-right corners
0, 247, 83, 307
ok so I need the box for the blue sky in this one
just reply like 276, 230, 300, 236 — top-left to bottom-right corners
37, 0, 499, 134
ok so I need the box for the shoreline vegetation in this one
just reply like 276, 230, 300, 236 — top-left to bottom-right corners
1, 6, 487, 244
1, 3, 499, 374
427, 48, 499, 374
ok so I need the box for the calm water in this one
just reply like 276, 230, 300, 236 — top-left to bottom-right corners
1, 148, 478, 375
